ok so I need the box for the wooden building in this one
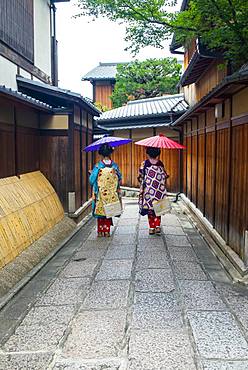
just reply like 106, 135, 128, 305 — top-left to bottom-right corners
96, 94, 188, 193
171, 1, 248, 275
0, 0, 100, 271
82, 62, 123, 109
0, 0, 100, 215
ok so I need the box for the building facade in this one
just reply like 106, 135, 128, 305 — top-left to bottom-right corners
171, 1, 248, 275
0, 0, 99, 214
82, 62, 123, 109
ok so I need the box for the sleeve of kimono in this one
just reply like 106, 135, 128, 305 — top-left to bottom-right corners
160, 161, 169, 179
112, 162, 122, 182
137, 161, 145, 183
89, 164, 99, 186
116, 165, 122, 182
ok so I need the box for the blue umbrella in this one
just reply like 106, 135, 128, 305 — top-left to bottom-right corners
84, 136, 132, 152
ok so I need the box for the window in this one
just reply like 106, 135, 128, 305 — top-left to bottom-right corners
0, 0, 34, 62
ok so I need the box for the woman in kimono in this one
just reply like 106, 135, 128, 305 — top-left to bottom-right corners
138, 147, 169, 235
90, 144, 122, 237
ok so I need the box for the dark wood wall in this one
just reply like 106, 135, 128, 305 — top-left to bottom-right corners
183, 99, 248, 259
0, 98, 94, 213
94, 81, 114, 109
109, 129, 181, 193
0, 101, 40, 179
40, 131, 68, 209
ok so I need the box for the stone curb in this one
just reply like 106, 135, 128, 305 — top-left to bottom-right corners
0, 214, 92, 311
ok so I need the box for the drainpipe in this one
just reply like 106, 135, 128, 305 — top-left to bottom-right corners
50, 3, 58, 86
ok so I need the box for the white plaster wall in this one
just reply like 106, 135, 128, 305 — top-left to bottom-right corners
19, 68, 32, 80
0, 56, 17, 89
33, 0, 51, 78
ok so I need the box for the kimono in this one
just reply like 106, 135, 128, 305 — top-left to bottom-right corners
138, 159, 169, 229
89, 159, 122, 234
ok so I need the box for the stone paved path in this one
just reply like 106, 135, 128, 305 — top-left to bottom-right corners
1, 200, 248, 369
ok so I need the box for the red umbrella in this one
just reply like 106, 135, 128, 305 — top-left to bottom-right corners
135, 133, 185, 149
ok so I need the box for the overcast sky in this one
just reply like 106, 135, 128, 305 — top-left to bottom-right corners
56, 0, 182, 99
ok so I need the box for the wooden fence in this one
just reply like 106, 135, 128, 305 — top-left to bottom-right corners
183, 102, 248, 259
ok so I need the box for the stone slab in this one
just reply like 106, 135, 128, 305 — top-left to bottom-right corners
0, 353, 53, 370
134, 291, 180, 311
165, 235, 191, 247
161, 214, 181, 226
96, 260, 133, 280
114, 226, 137, 234
136, 250, 170, 269
168, 246, 198, 262
53, 359, 122, 370
217, 283, 248, 331
21, 305, 75, 327
137, 239, 165, 252
4, 306, 75, 352
105, 245, 136, 260
81, 239, 110, 249
60, 260, 98, 278
73, 248, 106, 260
62, 310, 127, 359
202, 360, 248, 370
128, 330, 196, 370
179, 281, 226, 310
173, 261, 208, 280
82, 280, 130, 309
188, 311, 248, 359
135, 269, 175, 292
112, 235, 136, 244
4, 324, 67, 352
36, 278, 90, 306
162, 226, 185, 235
132, 306, 183, 330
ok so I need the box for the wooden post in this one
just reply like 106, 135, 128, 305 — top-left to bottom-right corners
190, 119, 193, 202
129, 129, 132, 187
227, 96, 233, 244
212, 114, 218, 227
67, 113, 75, 213
13, 106, 18, 177
185, 123, 188, 198
80, 108, 83, 204
203, 111, 207, 217
86, 113, 89, 200
196, 115, 199, 208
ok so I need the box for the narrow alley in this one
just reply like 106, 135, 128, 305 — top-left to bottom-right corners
0, 200, 248, 370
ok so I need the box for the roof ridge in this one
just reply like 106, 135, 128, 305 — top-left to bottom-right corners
127, 94, 184, 105
99, 62, 128, 66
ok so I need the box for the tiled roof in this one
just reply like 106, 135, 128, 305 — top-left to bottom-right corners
82, 62, 124, 81
96, 94, 188, 122
0, 85, 53, 111
17, 77, 101, 115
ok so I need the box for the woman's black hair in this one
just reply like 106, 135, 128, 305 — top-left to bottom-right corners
98, 143, 114, 157
146, 146, 161, 159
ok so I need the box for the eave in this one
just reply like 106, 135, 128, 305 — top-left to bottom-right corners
0, 86, 53, 112
172, 68, 248, 126
17, 77, 100, 116
96, 112, 185, 131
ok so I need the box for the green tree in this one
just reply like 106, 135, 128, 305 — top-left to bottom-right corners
76, 0, 248, 69
111, 58, 181, 108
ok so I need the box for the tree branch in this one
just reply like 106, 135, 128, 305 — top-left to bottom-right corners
121, 0, 197, 32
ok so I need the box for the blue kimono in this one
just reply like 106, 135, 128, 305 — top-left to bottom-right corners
89, 160, 122, 218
